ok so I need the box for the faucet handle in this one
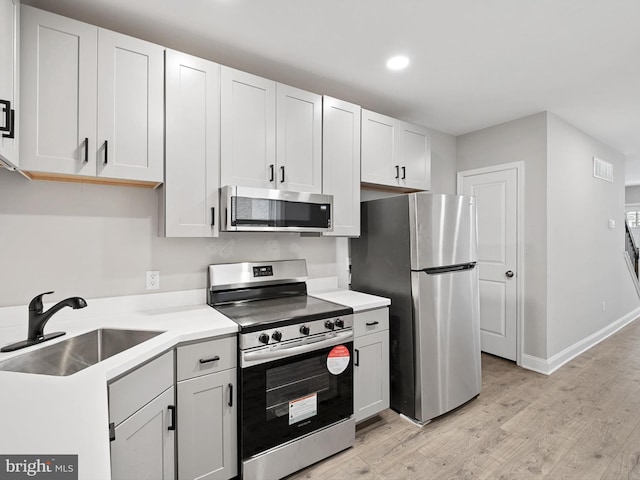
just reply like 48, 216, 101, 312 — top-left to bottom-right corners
28, 291, 55, 313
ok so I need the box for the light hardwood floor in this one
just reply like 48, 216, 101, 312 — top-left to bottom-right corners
288, 319, 640, 479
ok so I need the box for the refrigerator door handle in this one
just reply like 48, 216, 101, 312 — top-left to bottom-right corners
416, 262, 476, 275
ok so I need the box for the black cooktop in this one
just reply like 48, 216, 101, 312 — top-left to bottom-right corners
213, 294, 353, 333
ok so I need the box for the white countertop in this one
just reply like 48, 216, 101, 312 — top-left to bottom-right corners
0, 290, 237, 480
309, 289, 390, 312
0, 287, 388, 479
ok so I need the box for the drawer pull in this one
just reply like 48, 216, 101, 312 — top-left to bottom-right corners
168, 405, 176, 431
365, 321, 380, 326
199, 355, 220, 364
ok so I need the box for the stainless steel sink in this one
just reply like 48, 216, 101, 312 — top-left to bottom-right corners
0, 329, 164, 376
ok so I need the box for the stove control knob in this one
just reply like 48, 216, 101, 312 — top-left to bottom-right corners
324, 320, 335, 331
335, 318, 344, 329
299, 325, 310, 335
258, 333, 270, 344
271, 330, 283, 342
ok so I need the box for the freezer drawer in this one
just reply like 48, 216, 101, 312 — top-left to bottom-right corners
411, 266, 481, 422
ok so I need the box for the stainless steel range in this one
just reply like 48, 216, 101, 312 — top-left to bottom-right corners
207, 259, 355, 480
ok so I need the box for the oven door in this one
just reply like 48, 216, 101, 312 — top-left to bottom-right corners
240, 333, 353, 459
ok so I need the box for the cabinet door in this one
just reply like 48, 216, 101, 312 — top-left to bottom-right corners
163, 50, 220, 237
177, 369, 237, 480
0, 0, 19, 169
276, 84, 322, 193
220, 66, 276, 189
97, 29, 164, 182
360, 109, 398, 187
354, 330, 390, 423
20, 6, 97, 176
111, 387, 175, 480
399, 121, 431, 190
322, 96, 361, 237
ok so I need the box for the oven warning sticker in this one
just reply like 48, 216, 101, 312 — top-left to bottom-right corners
327, 345, 350, 375
289, 393, 317, 425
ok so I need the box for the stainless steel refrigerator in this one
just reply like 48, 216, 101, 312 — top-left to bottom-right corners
350, 192, 481, 424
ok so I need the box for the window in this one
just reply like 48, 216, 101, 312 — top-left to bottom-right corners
627, 211, 639, 227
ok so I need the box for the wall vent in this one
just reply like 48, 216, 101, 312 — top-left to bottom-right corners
593, 157, 613, 182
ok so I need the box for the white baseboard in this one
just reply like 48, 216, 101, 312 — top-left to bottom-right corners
520, 306, 640, 375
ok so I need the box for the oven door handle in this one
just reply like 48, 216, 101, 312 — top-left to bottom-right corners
241, 330, 353, 368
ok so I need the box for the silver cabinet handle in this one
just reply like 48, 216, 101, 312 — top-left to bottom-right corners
505, 270, 514, 278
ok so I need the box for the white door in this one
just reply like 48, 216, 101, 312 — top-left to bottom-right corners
97, 29, 164, 182
398, 121, 431, 191
20, 6, 97, 176
110, 387, 175, 480
322, 96, 361, 237
361, 109, 397, 187
458, 165, 519, 361
164, 50, 220, 237
220, 66, 276, 189
177, 369, 237, 480
276, 84, 322, 193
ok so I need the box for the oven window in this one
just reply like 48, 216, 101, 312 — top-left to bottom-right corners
266, 355, 337, 422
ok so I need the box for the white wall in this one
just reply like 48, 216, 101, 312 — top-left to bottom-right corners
546, 113, 640, 357
456, 112, 548, 358
0, 169, 337, 307
626, 185, 640, 204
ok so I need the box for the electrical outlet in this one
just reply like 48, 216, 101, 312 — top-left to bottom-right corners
146, 271, 160, 290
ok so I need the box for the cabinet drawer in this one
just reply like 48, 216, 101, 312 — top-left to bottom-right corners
108, 350, 174, 427
177, 336, 236, 381
354, 308, 389, 337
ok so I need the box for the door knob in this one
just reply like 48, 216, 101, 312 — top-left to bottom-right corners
505, 270, 514, 278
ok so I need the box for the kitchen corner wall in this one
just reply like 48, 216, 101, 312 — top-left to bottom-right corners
0, 170, 337, 307
546, 112, 640, 358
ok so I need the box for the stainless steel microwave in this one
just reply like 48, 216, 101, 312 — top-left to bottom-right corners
220, 186, 333, 233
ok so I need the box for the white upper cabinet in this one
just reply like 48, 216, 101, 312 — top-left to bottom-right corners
20, 6, 97, 177
220, 66, 276, 189
97, 29, 164, 182
276, 84, 322, 193
162, 50, 220, 238
20, 6, 164, 184
0, 0, 19, 170
399, 120, 431, 190
322, 96, 361, 237
361, 109, 431, 191
361, 110, 397, 187
220, 66, 321, 193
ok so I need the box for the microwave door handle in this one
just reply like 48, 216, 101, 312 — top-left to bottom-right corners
241, 330, 353, 367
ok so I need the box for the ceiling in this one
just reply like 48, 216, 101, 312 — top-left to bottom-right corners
23, 0, 640, 184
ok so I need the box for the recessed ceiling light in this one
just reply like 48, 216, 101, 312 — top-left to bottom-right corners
386, 55, 410, 71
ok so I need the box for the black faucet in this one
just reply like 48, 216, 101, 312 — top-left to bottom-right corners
1, 291, 88, 352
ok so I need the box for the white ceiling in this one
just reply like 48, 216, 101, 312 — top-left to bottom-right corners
23, 0, 640, 184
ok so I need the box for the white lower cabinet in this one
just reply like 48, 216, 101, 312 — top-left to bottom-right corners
111, 387, 176, 480
109, 351, 176, 480
354, 308, 390, 423
177, 336, 237, 480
